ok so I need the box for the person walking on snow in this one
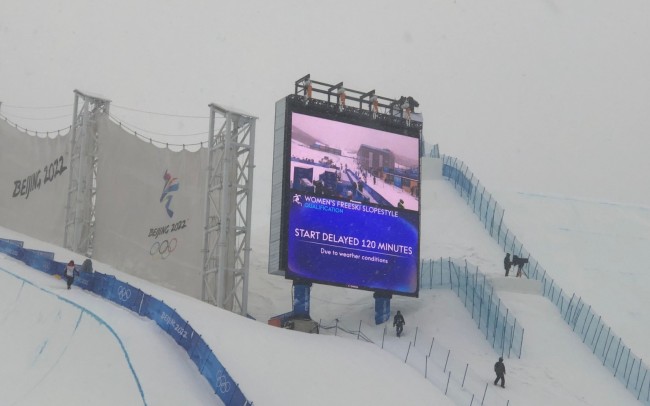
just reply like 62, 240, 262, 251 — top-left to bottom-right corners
63, 260, 79, 290
393, 310, 405, 337
494, 357, 506, 388
504, 253, 512, 277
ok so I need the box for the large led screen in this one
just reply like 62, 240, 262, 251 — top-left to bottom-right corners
282, 108, 421, 296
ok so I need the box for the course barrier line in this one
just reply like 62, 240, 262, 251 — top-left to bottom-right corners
419, 257, 524, 359
0, 265, 147, 405
438, 154, 650, 404
0, 237, 253, 406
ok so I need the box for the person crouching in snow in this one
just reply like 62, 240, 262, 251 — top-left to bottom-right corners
63, 260, 79, 290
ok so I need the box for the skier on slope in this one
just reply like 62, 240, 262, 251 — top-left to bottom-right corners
393, 310, 405, 337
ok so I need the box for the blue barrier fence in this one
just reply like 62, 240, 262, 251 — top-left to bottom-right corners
420, 258, 524, 359
440, 155, 650, 403
0, 237, 252, 406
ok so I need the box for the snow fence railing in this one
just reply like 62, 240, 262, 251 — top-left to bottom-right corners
317, 317, 511, 406
440, 155, 650, 404
0, 237, 253, 406
419, 257, 524, 359
423, 142, 440, 158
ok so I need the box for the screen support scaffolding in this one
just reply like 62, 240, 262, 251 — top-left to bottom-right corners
202, 103, 257, 315
294, 74, 420, 121
64, 90, 111, 256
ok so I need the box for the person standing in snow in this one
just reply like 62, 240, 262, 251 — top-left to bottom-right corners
393, 310, 405, 337
504, 253, 512, 277
397, 199, 405, 209
494, 357, 506, 388
63, 260, 79, 290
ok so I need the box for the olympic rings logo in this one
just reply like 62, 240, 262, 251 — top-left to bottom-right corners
216, 370, 232, 393
117, 286, 132, 302
150, 238, 177, 259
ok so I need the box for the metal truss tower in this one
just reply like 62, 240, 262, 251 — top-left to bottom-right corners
64, 90, 110, 256
202, 103, 256, 315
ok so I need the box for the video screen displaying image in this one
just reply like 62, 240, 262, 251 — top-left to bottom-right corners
284, 111, 420, 296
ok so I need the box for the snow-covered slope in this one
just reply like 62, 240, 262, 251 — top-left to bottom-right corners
0, 171, 642, 405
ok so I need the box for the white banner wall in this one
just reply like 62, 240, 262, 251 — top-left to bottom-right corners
0, 119, 70, 244
93, 117, 207, 298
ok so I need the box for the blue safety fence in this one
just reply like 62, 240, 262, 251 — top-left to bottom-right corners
420, 258, 524, 359
439, 155, 650, 403
0, 237, 253, 406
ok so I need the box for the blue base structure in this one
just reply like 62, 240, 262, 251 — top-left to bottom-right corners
373, 292, 392, 325
292, 280, 312, 318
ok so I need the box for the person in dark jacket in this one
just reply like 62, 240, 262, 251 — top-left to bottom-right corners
512, 255, 529, 277
81, 258, 93, 273
393, 310, 405, 337
494, 357, 506, 388
63, 260, 79, 290
504, 253, 512, 277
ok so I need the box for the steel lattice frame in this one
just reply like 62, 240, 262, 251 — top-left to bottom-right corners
202, 103, 256, 315
64, 90, 110, 256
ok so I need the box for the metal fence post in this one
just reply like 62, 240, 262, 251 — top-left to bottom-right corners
440, 257, 444, 285
462, 363, 469, 387
614, 345, 626, 377
405, 341, 412, 363
485, 295, 491, 339
602, 327, 612, 358
582, 309, 594, 340
603, 335, 616, 366
509, 318, 516, 358
591, 319, 603, 350
445, 371, 452, 395
627, 358, 636, 388
564, 294, 575, 321
481, 382, 488, 405
637, 369, 647, 400
444, 349, 450, 372
496, 213, 504, 244
572, 299, 584, 329
425, 355, 428, 379
623, 348, 632, 381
